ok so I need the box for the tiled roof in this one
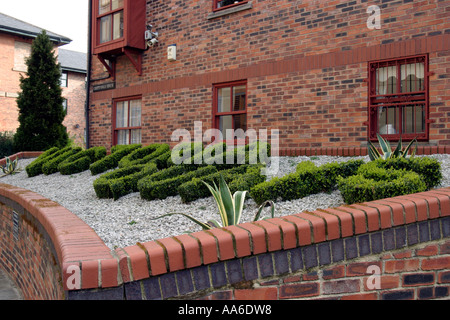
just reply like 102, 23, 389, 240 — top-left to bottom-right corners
58, 49, 87, 74
0, 12, 71, 45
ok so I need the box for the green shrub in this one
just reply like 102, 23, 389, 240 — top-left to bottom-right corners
337, 170, 427, 204
138, 165, 218, 201
93, 162, 158, 200
152, 150, 172, 169
178, 165, 251, 203
167, 142, 204, 167
89, 144, 141, 175
58, 146, 106, 175
0, 131, 15, 159
25, 147, 66, 177
250, 159, 365, 205
42, 147, 82, 175
118, 143, 170, 168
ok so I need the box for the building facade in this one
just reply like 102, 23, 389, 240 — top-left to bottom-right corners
87, 0, 450, 152
0, 13, 87, 147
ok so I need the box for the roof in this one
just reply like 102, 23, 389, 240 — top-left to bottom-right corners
0, 12, 71, 46
58, 49, 87, 74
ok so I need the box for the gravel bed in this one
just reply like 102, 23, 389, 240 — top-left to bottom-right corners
1, 154, 449, 250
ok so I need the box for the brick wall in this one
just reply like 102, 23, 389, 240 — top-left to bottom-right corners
0, 174, 448, 300
62, 71, 86, 146
88, 0, 450, 150
0, 32, 86, 144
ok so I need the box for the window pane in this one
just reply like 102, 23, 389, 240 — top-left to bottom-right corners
100, 15, 111, 43
218, 87, 231, 113
234, 114, 247, 131
219, 115, 233, 135
111, 0, 124, 10
377, 66, 397, 95
116, 101, 128, 128
233, 85, 246, 111
130, 100, 141, 127
378, 106, 399, 134
113, 11, 124, 40
131, 129, 141, 144
99, 0, 110, 14
401, 63, 425, 93
60, 72, 68, 87
117, 130, 129, 145
403, 104, 425, 134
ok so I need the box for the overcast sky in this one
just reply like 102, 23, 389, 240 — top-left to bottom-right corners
1, 0, 89, 53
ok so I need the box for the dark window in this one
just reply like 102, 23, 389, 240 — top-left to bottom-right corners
368, 55, 428, 141
213, 0, 248, 11
113, 98, 142, 145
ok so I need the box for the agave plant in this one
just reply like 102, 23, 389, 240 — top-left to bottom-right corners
1, 156, 21, 176
368, 134, 417, 161
151, 174, 275, 231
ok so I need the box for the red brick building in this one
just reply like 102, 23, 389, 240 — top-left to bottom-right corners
0, 13, 87, 146
87, 0, 450, 152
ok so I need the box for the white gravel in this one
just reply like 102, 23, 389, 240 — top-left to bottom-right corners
1, 154, 449, 250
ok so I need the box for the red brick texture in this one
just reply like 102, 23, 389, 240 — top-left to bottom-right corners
88, 0, 450, 151
0, 179, 449, 300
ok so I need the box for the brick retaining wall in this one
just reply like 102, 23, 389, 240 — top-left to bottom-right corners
0, 180, 448, 300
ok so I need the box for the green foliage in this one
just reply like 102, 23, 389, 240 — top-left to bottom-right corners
42, 147, 82, 175
58, 146, 106, 175
337, 170, 427, 204
14, 31, 68, 152
178, 165, 262, 203
368, 134, 417, 161
94, 162, 158, 200
250, 159, 365, 205
26, 147, 66, 177
0, 132, 15, 159
118, 143, 170, 168
138, 165, 218, 201
89, 144, 141, 175
1, 157, 21, 176
337, 157, 441, 204
150, 175, 275, 231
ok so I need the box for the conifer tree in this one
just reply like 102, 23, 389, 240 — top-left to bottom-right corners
14, 30, 68, 151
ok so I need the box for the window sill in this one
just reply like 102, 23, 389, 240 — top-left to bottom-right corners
207, 2, 253, 20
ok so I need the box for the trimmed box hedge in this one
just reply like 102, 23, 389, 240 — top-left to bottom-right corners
42, 147, 83, 175
26, 147, 65, 177
138, 165, 218, 201
89, 144, 141, 175
178, 164, 263, 203
58, 146, 107, 175
249, 159, 364, 205
337, 157, 441, 204
337, 169, 427, 204
94, 162, 158, 200
118, 143, 170, 168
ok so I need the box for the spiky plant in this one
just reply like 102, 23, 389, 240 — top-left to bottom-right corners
368, 134, 417, 161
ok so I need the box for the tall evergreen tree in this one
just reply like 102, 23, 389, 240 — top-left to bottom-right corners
14, 30, 68, 151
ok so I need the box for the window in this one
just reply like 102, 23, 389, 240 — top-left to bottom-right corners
213, 81, 247, 139
368, 55, 428, 141
60, 72, 68, 87
214, 0, 248, 11
114, 98, 142, 145
97, 0, 124, 44
62, 99, 68, 115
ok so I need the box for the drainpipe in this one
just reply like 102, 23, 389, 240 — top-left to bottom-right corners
85, 0, 93, 149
